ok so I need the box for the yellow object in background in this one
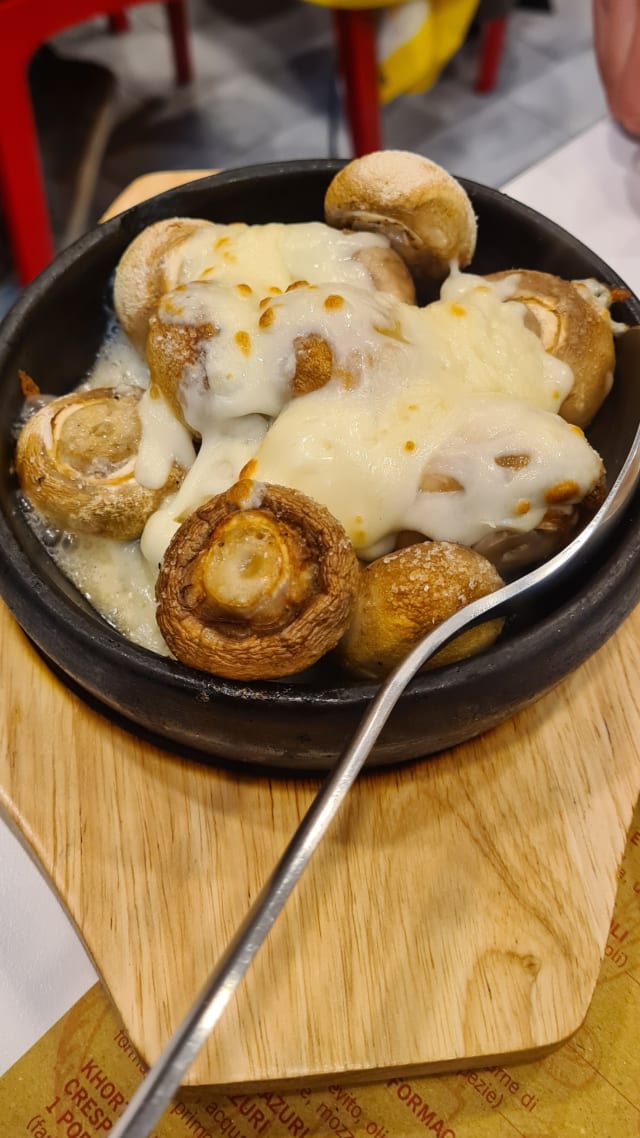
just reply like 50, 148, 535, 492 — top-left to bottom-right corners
378, 0, 480, 102
303, 0, 480, 103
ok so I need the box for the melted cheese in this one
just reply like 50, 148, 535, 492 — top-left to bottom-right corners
163, 220, 393, 296
137, 270, 598, 564
135, 386, 196, 490
140, 414, 269, 567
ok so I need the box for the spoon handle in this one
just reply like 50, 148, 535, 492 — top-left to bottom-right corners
110, 592, 499, 1138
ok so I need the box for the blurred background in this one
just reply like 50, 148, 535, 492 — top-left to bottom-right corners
0, 0, 604, 315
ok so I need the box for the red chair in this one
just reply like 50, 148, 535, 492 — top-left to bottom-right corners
0, 0, 192, 285
311, 2, 513, 159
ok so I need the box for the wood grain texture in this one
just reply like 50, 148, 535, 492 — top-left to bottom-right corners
0, 172, 638, 1088
1, 595, 639, 1087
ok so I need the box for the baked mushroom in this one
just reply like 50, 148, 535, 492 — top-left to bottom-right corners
487, 269, 616, 428
114, 218, 216, 352
146, 279, 402, 431
339, 541, 504, 679
155, 480, 360, 679
324, 150, 477, 280
15, 385, 185, 540
145, 297, 335, 430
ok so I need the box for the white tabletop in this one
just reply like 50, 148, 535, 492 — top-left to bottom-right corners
1, 115, 639, 1077
502, 117, 640, 296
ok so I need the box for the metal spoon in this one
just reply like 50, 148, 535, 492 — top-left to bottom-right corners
111, 417, 640, 1138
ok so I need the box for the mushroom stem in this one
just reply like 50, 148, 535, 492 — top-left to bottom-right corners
183, 511, 316, 629
156, 481, 360, 679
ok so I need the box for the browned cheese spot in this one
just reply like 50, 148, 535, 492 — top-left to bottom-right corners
515, 499, 531, 516
373, 318, 409, 343
286, 280, 310, 292
495, 453, 530, 470
545, 479, 580, 504
324, 294, 345, 311
259, 307, 275, 330
420, 472, 464, 493
236, 283, 253, 296
234, 331, 252, 356
449, 303, 467, 317
404, 441, 416, 452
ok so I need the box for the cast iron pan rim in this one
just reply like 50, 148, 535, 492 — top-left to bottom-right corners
0, 159, 638, 714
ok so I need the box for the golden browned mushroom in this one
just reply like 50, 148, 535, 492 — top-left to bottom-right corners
324, 150, 477, 280
146, 306, 216, 430
146, 299, 336, 428
114, 218, 217, 352
155, 480, 360, 679
15, 385, 185, 540
487, 269, 615, 428
339, 541, 504, 679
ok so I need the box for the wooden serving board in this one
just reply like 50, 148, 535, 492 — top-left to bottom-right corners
1, 592, 640, 1089
1, 174, 639, 1090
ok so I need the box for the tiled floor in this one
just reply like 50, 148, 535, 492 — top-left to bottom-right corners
0, 0, 607, 316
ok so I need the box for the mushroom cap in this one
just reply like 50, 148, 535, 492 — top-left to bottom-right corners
15, 385, 185, 540
114, 217, 216, 352
339, 540, 504, 679
146, 308, 216, 433
488, 269, 616, 428
325, 150, 477, 280
146, 280, 373, 426
353, 245, 416, 303
155, 480, 360, 680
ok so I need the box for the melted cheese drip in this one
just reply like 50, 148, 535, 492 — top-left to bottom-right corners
140, 414, 268, 567
138, 270, 598, 565
85, 326, 150, 391
135, 387, 196, 490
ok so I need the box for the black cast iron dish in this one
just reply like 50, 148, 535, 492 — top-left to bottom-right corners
0, 160, 639, 771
